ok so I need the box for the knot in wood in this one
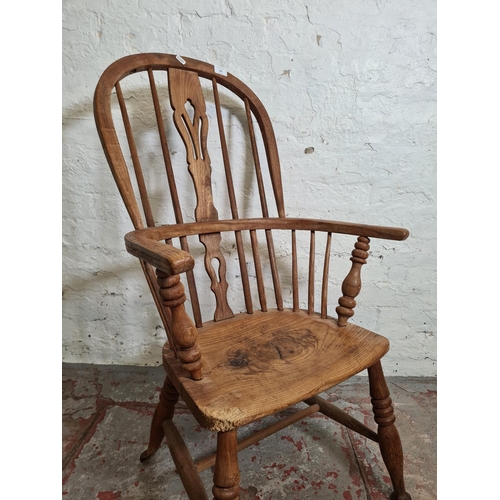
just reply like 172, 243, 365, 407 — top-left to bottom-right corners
224, 330, 318, 373
228, 352, 250, 367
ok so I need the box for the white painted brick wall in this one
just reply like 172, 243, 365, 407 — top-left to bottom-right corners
62, 0, 436, 376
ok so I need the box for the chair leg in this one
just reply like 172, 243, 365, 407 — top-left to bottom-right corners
140, 375, 179, 462
368, 361, 412, 500
212, 429, 240, 500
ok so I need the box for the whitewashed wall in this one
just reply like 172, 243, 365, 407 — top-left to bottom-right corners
62, 0, 436, 376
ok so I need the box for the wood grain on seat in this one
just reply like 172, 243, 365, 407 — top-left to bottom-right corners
163, 309, 389, 431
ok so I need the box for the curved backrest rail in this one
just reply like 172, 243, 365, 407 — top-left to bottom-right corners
94, 54, 376, 327
94, 53, 288, 324
94, 53, 286, 225
94, 99, 144, 229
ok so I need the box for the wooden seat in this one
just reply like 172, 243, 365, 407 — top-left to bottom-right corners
165, 309, 389, 431
94, 53, 413, 500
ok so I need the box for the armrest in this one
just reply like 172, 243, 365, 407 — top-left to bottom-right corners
125, 230, 194, 275
125, 218, 409, 245
284, 218, 409, 241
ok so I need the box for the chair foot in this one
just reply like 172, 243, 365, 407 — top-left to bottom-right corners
213, 429, 240, 500
390, 493, 412, 500
368, 361, 411, 500
140, 375, 178, 462
139, 449, 155, 463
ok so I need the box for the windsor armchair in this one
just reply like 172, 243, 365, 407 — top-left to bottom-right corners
94, 53, 412, 499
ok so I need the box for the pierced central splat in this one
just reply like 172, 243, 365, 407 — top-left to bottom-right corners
168, 68, 234, 321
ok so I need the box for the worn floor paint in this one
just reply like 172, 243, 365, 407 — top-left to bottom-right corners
62, 364, 436, 499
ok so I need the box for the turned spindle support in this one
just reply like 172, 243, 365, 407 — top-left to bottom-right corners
213, 429, 240, 500
368, 361, 412, 500
156, 269, 203, 380
336, 236, 370, 327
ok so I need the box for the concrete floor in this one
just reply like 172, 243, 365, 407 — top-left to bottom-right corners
62, 363, 436, 499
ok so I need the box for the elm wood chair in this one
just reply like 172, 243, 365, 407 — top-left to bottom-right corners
94, 52, 412, 500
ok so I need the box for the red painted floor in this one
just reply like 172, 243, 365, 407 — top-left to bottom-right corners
62, 364, 436, 499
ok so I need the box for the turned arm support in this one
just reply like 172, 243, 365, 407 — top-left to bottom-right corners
336, 236, 371, 326
125, 232, 202, 380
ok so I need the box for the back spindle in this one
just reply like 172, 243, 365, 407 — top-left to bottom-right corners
245, 98, 282, 310
266, 230, 283, 310
115, 82, 155, 227
250, 230, 267, 312
336, 237, 370, 326
321, 232, 332, 319
213, 79, 253, 314
292, 230, 299, 312
308, 231, 315, 315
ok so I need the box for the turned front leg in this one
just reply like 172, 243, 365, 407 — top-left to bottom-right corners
140, 376, 179, 462
213, 429, 240, 500
368, 361, 412, 500
336, 236, 370, 326
156, 269, 203, 380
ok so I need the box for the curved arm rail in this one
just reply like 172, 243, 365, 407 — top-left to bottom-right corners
125, 218, 409, 274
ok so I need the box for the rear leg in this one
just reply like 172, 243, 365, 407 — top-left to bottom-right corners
140, 375, 179, 462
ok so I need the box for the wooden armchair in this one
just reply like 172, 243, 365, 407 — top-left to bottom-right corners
94, 53, 412, 500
